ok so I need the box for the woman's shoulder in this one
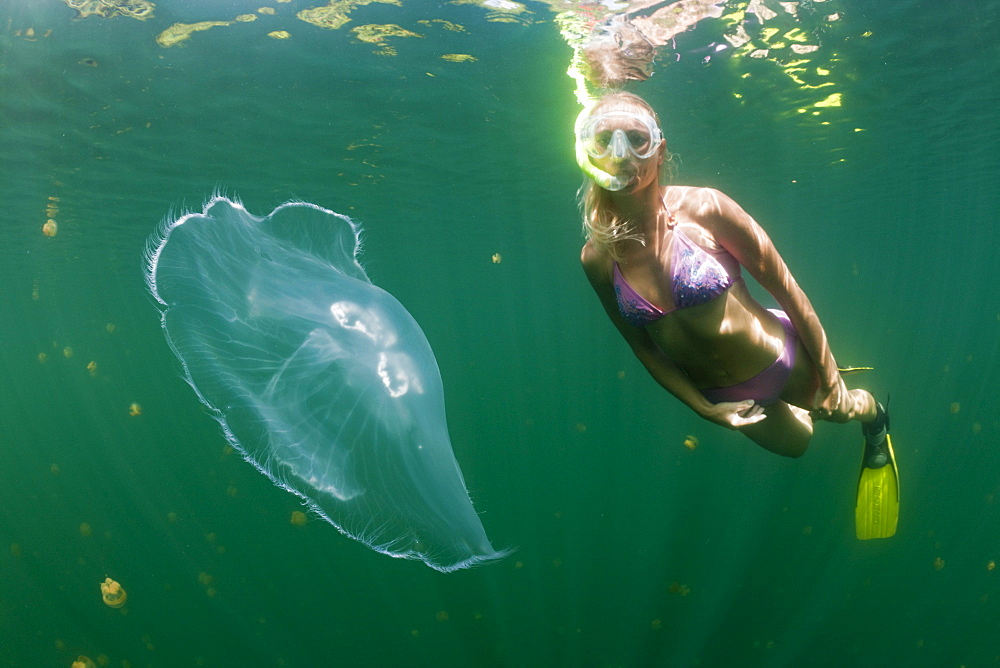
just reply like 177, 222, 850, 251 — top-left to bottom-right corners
580, 240, 613, 285
580, 239, 605, 268
665, 185, 734, 214
668, 186, 752, 234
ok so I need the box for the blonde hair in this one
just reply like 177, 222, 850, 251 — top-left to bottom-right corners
578, 92, 674, 259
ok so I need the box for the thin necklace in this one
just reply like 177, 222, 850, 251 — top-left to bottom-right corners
662, 195, 677, 229
665, 209, 677, 228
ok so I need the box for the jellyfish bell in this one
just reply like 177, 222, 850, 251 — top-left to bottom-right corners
100, 577, 127, 608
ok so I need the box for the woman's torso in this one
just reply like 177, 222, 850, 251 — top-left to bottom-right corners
610, 186, 787, 388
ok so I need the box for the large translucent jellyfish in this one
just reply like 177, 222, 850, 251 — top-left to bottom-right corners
145, 196, 505, 572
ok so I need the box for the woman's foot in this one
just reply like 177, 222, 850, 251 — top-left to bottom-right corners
862, 401, 889, 468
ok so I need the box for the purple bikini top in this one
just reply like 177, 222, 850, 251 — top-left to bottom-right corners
613, 226, 742, 327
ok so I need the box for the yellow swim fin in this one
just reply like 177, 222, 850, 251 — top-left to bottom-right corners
855, 433, 899, 539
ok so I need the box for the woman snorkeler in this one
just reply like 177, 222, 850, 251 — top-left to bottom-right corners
574, 92, 898, 537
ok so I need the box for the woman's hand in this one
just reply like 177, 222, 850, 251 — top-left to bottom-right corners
701, 400, 767, 430
809, 375, 852, 422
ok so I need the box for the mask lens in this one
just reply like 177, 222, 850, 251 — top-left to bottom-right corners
580, 112, 661, 160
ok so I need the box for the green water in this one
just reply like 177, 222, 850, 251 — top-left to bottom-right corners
1, 0, 998, 665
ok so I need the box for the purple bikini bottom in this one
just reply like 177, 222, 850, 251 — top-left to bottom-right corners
701, 309, 797, 406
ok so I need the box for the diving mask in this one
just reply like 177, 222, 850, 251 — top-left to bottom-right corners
577, 110, 663, 161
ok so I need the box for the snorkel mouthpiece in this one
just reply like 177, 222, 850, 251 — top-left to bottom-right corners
597, 172, 630, 191
575, 137, 630, 190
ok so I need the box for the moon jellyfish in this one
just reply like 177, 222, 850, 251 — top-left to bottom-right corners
145, 196, 506, 572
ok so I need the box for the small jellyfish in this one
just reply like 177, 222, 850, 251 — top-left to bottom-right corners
491, 253, 502, 263
72, 656, 97, 668
668, 581, 691, 595
683, 435, 699, 450
42, 219, 58, 237
80, 522, 92, 537
987, 560, 995, 571
290, 510, 307, 526
86, 361, 98, 377
267, 30, 291, 39
933, 557, 945, 571
100, 577, 127, 608
128, 403, 142, 416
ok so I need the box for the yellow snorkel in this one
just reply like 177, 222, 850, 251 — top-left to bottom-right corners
557, 12, 630, 191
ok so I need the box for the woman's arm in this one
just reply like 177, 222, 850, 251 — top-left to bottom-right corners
700, 189, 850, 416
580, 243, 765, 429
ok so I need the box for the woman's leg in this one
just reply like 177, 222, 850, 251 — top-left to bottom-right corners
781, 335, 879, 425
738, 401, 814, 458
820, 388, 878, 424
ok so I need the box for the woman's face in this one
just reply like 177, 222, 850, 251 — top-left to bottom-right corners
582, 110, 664, 191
